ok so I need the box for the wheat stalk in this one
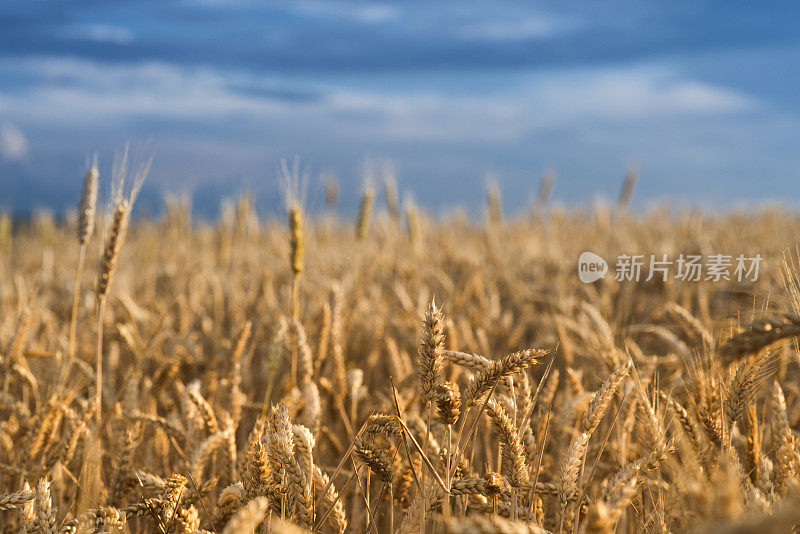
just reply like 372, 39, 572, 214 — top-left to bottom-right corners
68, 158, 98, 360
356, 186, 374, 241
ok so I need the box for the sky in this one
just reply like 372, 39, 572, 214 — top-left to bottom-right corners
1, 0, 799, 217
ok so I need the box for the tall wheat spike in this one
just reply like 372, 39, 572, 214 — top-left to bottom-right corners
68, 158, 98, 359
95, 147, 149, 425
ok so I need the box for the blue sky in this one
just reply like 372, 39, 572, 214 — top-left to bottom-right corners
1, 1, 799, 217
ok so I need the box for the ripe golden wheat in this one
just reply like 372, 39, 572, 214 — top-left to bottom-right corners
3, 170, 800, 533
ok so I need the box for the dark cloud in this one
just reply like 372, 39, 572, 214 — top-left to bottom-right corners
0, 0, 799, 216
1, 1, 798, 73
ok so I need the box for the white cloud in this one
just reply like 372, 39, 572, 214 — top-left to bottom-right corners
0, 57, 756, 146
7, 59, 291, 120
0, 122, 29, 160
287, 1, 399, 23
455, 16, 575, 41
61, 24, 134, 45
526, 67, 752, 121
320, 66, 754, 141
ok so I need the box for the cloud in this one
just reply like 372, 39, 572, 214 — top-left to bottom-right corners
61, 24, 134, 45
283, 1, 400, 23
0, 1, 795, 80
185, 0, 400, 22
527, 67, 753, 121
0, 122, 28, 160
318, 66, 755, 142
0, 58, 309, 123
0, 57, 755, 147
454, 16, 576, 41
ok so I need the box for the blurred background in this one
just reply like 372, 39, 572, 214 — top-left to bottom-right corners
1, 1, 799, 218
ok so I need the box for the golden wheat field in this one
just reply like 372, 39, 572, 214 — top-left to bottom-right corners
5, 167, 800, 534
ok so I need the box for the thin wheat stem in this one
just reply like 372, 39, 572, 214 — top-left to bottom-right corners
290, 274, 300, 389
449, 377, 501, 482
68, 244, 87, 359
95, 296, 106, 426
365, 482, 388, 534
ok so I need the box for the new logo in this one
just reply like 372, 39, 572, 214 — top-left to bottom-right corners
578, 251, 608, 283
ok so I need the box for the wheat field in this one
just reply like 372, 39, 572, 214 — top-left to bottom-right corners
3, 167, 800, 533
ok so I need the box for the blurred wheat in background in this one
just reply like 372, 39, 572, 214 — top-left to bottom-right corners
3, 163, 800, 534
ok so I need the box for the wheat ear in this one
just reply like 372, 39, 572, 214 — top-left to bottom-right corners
288, 199, 304, 388
464, 350, 543, 407
720, 314, 800, 361
356, 186, 374, 241
222, 496, 269, 534
582, 360, 630, 436
68, 159, 98, 359
0, 489, 35, 510
95, 149, 149, 425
